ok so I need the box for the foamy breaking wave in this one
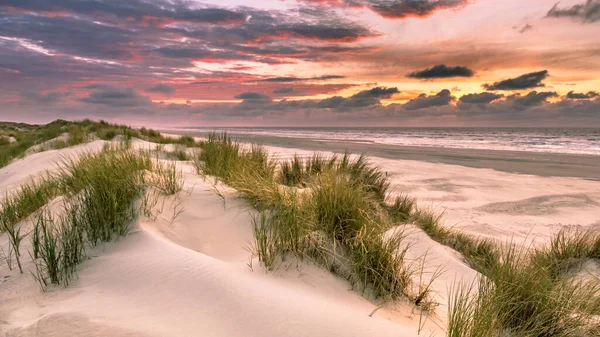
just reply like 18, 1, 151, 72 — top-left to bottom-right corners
179, 127, 600, 156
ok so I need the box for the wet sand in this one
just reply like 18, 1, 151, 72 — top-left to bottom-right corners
167, 130, 600, 180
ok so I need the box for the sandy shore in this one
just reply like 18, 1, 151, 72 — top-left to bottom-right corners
2, 135, 600, 336
0, 140, 434, 337
167, 130, 600, 180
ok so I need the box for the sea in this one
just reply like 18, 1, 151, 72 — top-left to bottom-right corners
180, 127, 600, 156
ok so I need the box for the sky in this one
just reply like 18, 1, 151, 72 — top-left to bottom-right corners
0, 0, 599, 127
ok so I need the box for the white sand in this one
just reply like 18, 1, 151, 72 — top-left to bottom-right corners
2, 140, 599, 336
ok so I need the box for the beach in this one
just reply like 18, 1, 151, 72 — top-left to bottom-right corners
1, 126, 600, 336
170, 130, 600, 180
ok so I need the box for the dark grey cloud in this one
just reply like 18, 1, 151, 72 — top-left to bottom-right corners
166, 6, 378, 45
146, 83, 175, 94
352, 87, 399, 98
81, 85, 151, 107
0, 1, 378, 69
566, 91, 599, 99
234, 92, 272, 100
407, 64, 474, 79
322, 86, 399, 109
20, 91, 70, 105
5, 86, 600, 127
516, 23, 534, 34
459, 92, 504, 104
403, 89, 455, 110
273, 87, 295, 94
0, 12, 135, 59
355, 0, 470, 19
483, 70, 549, 91
232, 86, 399, 113
0, 0, 247, 25
511, 91, 558, 107
546, 0, 600, 23
0, 39, 145, 92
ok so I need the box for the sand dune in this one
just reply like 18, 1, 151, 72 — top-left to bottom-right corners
1, 143, 427, 336
2, 139, 600, 336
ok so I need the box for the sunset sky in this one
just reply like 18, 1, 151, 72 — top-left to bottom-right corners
1, 0, 599, 126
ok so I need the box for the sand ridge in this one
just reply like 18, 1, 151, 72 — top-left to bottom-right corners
2, 139, 600, 336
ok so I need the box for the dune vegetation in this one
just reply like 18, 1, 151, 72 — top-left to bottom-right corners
0, 119, 200, 169
0, 140, 186, 290
194, 132, 600, 336
1, 122, 599, 336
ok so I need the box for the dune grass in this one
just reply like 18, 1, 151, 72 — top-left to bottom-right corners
0, 121, 196, 286
194, 131, 600, 328
277, 153, 390, 203
149, 160, 185, 196
195, 132, 435, 303
448, 232, 600, 337
0, 120, 69, 167
3, 123, 598, 333
0, 119, 201, 169
0, 142, 169, 289
411, 207, 499, 274
406, 196, 600, 336
28, 145, 152, 289
0, 177, 61, 233
169, 146, 190, 161
57, 145, 151, 245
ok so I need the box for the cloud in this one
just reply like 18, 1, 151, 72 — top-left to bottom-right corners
146, 83, 175, 94
352, 0, 470, 19
403, 89, 455, 110
224, 86, 399, 114
510, 91, 558, 107
546, 0, 600, 23
515, 23, 534, 34
483, 70, 549, 91
566, 91, 599, 99
0, 1, 379, 68
81, 84, 151, 107
459, 92, 504, 104
273, 87, 296, 94
234, 92, 272, 100
20, 91, 70, 105
0, 12, 135, 60
321, 86, 399, 109
0, 0, 248, 25
258, 75, 346, 82
151, 46, 253, 62
407, 64, 474, 79
352, 87, 399, 98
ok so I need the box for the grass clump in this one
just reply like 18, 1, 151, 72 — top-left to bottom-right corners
412, 207, 499, 273
278, 155, 306, 187
195, 132, 242, 179
277, 153, 390, 204
26, 144, 152, 289
0, 119, 203, 169
170, 146, 190, 161
196, 132, 275, 187
311, 172, 383, 243
0, 177, 60, 233
60, 146, 150, 245
34, 211, 62, 287
198, 134, 427, 303
448, 231, 600, 337
150, 161, 185, 195
349, 227, 412, 300
387, 194, 415, 223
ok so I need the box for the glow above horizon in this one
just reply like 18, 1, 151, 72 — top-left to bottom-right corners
0, 0, 599, 127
